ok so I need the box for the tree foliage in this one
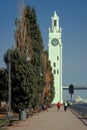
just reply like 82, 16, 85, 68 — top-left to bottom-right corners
42, 51, 55, 105
0, 68, 8, 102
4, 48, 38, 111
2, 4, 54, 111
14, 5, 45, 109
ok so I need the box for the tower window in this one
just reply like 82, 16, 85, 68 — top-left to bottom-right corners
57, 56, 59, 60
53, 62, 56, 67
54, 70, 56, 74
57, 70, 59, 74
54, 20, 57, 26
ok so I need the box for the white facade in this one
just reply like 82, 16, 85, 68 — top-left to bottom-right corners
48, 11, 63, 103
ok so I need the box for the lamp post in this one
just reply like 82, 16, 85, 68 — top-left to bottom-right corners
8, 50, 12, 121
39, 71, 43, 105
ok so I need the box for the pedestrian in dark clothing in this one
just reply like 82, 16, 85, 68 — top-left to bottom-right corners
64, 102, 68, 111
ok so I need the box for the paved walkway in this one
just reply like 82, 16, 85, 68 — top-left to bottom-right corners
5, 106, 87, 130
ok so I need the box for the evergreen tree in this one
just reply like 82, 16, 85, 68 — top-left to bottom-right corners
29, 7, 45, 104
2, 4, 54, 110
15, 6, 33, 58
14, 5, 45, 108
4, 48, 38, 111
0, 3, 54, 111
42, 51, 55, 105
0, 68, 8, 102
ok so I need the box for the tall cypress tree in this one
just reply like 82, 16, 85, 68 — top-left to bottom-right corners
15, 5, 33, 58
4, 48, 38, 111
14, 5, 45, 108
30, 7, 45, 92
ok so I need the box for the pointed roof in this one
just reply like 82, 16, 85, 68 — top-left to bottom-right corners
54, 11, 57, 17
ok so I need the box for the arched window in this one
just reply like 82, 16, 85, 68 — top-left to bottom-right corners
57, 56, 59, 60
53, 62, 56, 67
57, 70, 59, 74
54, 20, 57, 26
54, 70, 56, 74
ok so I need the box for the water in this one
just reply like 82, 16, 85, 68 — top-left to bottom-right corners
73, 103, 87, 108
63, 89, 87, 101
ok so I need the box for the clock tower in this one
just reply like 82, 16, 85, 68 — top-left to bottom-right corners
48, 11, 62, 103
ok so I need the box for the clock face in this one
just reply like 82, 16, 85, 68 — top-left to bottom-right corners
51, 38, 59, 46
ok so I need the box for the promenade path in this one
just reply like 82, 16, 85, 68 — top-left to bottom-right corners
5, 106, 87, 130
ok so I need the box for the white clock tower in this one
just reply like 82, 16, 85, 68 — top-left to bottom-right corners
48, 11, 63, 104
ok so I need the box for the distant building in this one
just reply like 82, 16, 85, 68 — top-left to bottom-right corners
75, 96, 87, 103
75, 96, 82, 102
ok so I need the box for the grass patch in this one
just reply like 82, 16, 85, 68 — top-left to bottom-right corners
0, 128, 7, 130
0, 117, 9, 127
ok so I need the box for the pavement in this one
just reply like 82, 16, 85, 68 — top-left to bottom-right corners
5, 106, 87, 130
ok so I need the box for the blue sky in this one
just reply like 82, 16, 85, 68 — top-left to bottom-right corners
0, 0, 87, 86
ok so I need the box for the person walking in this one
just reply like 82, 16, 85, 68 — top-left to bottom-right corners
57, 102, 61, 111
64, 102, 68, 111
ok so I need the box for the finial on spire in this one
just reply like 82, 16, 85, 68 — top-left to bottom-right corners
54, 11, 57, 16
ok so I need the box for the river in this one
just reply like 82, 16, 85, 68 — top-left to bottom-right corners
63, 89, 87, 101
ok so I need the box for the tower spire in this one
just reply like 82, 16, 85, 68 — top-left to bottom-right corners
54, 11, 57, 17
51, 11, 59, 32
